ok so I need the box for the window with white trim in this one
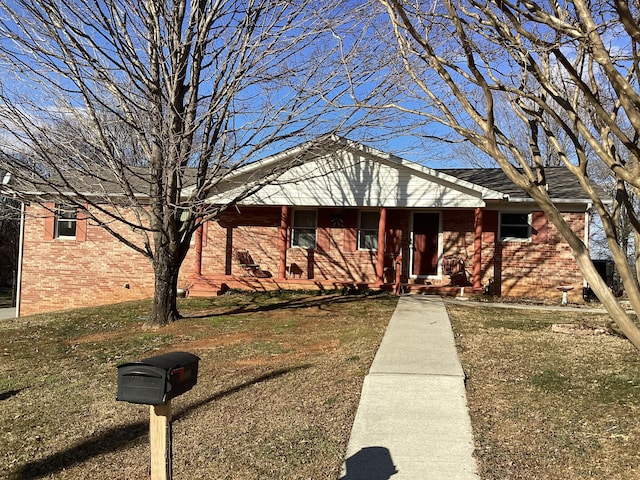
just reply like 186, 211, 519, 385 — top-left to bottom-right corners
499, 212, 531, 241
292, 209, 316, 249
55, 204, 77, 238
358, 211, 379, 250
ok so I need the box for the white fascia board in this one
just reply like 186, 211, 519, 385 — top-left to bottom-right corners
502, 197, 593, 206
487, 199, 591, 213
220, 136, 335, 181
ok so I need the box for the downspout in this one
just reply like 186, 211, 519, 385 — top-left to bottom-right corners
583, 203, 592, 291
15, 201, 25, 317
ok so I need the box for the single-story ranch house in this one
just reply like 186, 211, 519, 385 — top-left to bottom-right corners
4, 137, 596, 316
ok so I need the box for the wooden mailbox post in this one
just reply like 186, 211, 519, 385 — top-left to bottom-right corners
117, 352, 200, 479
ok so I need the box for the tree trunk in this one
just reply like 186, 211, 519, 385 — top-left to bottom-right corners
635, 230, 640, 287
148, 249, 181, 327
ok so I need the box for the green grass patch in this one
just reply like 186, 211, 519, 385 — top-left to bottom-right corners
529, 369, 569, 392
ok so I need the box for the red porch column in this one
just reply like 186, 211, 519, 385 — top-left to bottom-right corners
194, 222, 203, 276
376, 207, 387, 284
473, 207, 483, 290
278, 206, 291, 280
225, 227, 233, 275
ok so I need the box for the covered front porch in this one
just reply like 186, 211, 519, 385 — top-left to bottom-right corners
182, 205, 486, 297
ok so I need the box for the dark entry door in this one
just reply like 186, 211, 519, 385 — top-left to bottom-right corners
412, 212, 439, 276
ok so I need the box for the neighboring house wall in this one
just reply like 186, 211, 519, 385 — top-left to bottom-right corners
20, 204, 154, 316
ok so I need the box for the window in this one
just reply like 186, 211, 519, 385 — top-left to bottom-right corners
292, 210, 316, 249
358, 211, 379, 250
499, 212, 531, 241
55, 204, 77, 238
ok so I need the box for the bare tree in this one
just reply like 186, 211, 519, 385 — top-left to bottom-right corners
347, 0, 640, 347
0, 0, 356, 325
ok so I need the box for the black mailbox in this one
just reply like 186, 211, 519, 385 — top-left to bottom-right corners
117, 351, 200, 405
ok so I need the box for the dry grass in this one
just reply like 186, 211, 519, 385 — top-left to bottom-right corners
0, 291, 397, 480
447, 302, 640, 480
9, 292, 639, 480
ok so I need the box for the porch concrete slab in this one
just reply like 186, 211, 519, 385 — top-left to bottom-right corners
341, 295, 479, 480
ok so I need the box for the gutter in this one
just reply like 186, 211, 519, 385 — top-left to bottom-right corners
502, 197, 596, 205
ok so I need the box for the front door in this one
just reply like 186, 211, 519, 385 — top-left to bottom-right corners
412, 212, 439, 277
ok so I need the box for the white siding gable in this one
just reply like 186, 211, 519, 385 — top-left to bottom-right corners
208, 144, 489, 208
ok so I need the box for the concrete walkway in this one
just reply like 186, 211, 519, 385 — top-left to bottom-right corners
0, 307, 16, 320
341, 295, 479, 480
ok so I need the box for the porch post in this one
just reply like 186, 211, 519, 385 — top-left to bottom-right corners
279, 206, 291, 280
376, 207, 387, 284
473, 207, 483, 290
194, 222, 203, 276
225, 227, 233, 275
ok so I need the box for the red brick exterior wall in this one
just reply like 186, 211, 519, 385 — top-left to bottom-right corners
191, 206, 584, 301
20, 204, 155, 316
190, 206, 380, 283
410, 209, 583, 301
489, 212, 584, 301
19, 203, 587, 315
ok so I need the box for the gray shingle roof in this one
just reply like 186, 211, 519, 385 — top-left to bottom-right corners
437, 167, 604, 201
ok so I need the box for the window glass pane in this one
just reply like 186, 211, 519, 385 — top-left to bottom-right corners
359, 232, 378, 250
500, 212, 530, 240
358, 211, 379, 250
56, 205, 77, 237
502, 213, 529, 225
501, 225, 529, 239
293, 210, 316, 228
292, 210, 316, 248
360, 211, 379, 230
57, 219, 76, 237
293, 229, 316, 249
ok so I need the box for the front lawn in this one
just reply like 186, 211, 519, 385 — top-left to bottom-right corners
448, 303, 640, 479
0, 291, 397, 480
6, 293, 638, 479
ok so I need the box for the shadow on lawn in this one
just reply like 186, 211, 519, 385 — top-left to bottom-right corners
184, 290, 388, 320
13, 365, 310, 479
0, 389, 23, 401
